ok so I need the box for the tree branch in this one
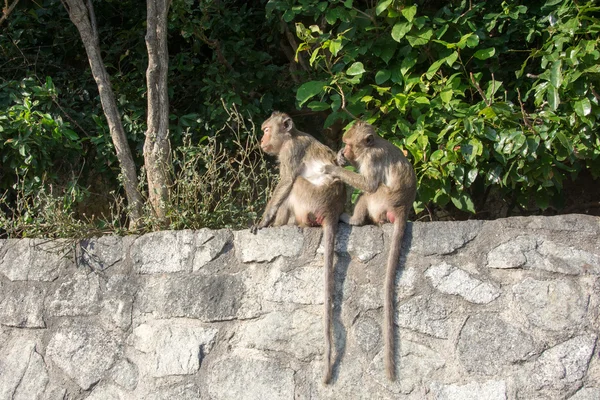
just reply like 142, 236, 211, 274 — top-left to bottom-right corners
0, 0, 21, 26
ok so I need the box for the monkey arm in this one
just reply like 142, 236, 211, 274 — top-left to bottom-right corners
255, 176, 295, 230
322, 165, 379, 193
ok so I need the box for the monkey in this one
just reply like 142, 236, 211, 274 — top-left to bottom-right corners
320, 120, 416, 381
253, 111, 346, 384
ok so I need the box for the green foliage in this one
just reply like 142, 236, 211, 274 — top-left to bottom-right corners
271, 0, 600, 215
0, 77, 83, 194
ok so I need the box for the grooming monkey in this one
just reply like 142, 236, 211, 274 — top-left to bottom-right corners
321, 121, 416, 381
253, 111, 345, 384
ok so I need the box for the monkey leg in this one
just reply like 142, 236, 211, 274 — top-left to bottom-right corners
273, 205, 292, 226
348, 195, 369, 226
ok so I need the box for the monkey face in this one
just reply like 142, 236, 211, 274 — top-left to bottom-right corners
260, 112, 293, 155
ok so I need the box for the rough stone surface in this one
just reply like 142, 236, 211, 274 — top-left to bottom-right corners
430, 380, 507, 400
0, 215, 597, 399
0, 239, 71, 281
130, 319, 218, 377
0, 338, 49, 400
458, 314, 536, 375
46, 269, 101, 316
0, 283, 46, 327
234, 226, 304, 262
527, 334, 597, 396
46, 321, 121, 390
193, 228, 232, 271
206, 354, 295, 400
132, 230, 195, 273
512, 277, 588, 331
425, 262, 501, 304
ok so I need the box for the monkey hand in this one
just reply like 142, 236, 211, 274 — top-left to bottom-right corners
336, 148, 348, 166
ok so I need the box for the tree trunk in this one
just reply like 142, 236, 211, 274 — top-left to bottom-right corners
144, 0, 172, 222
62, 0, 143, 227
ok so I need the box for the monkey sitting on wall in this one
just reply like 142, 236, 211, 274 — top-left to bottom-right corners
320, 120, 416, 381
253, 111, 346, 384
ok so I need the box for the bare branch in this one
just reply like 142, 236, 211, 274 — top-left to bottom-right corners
0, 0, 22, 26
470, 72, 491, 107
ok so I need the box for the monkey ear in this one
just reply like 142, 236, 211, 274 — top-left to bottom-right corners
365, 134, 374, 146
283, 117, 293, 132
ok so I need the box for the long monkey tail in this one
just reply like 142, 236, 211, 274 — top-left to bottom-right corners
384, 209, 409, 381
322, 222, 337, 384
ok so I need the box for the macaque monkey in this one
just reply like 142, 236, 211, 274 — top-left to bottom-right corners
321, 121, 416, 381
253, 111, 346, 384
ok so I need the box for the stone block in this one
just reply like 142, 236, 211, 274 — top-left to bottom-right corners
425, 262, 500, 304
234, 226, 304, 263
512, 277, 587, 331
193, 228, 232, 271
80, 235, 123, 271
411, 220, 483, 256
132, 230, 195, 274
458, 314, 536, 375
397, 295, 455, 339
0, 239, 71, 281
131, 319, 218, 377
46, 320, 121, 390
0, 338, 49, 400
0, 283, 46, 328
45, 269, 100, 316
430, 380, 507, 400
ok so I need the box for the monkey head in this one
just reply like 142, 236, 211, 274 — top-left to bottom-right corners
340, 121, 376, 164
260, 111, 294, 155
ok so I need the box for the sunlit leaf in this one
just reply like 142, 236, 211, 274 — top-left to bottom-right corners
347, 62, 366, 75
391, 22, 412, 42
296, 81, 327, 106
574, 98, 592, 117
473, 47, 496, 60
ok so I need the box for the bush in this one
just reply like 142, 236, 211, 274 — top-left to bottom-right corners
270, 0, 600, 216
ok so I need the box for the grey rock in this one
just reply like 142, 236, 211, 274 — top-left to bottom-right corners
319, 224, 383, 262
138, 274, 243, 321
487, 235, 600, 274
46, 321, 121, 390
458, 314, 536, 375
487, 236, 537, 269
132, 230, 195, 274
0, 239, 71, 281
86, 384, 126, 400
412, 220, 483, 256
512, 278, 587, 331
110, 358, 139, 391
45, 269, 100, 316
353, 316, 382, 354
367, 340, 445, 394
0, 338, 49, 400
425, 262, 501, 304
0, 283, 46, 327
80, 235, 123, 271
234, 226, 304, 263
397, 296, 454, 338
193, 228, 232, 271
102, 274, 135, 331
264, 261, 322, 305
569, 388, 600, 400
235, 309, 321, 360
430, 380, 507, 400
529, 334, 597, 394
131, 319, 218, 377
144, 383, 201, 400
206, 354, 294, 400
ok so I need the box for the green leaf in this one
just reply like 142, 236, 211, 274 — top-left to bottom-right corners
465, 34, 479, 48
296, 81, 327, 106
440, 88, 453, 103
329, 38, 343, 56
307, 101, 331, 111
407, 28, 433, 47
574, 98, 592, 117
550, 61, 562, 88
347, 62, 366, 76
375, 70, 391, 85
401, 5, 417, 22
473, 47, 496, 60
451, 191, 476, 213
425, 58, 445, 79
400, 56, 418, 75
376, 0, 392, 15
391, 22, 412, 42
445, 51, 458, 67
547, 87, 560, 111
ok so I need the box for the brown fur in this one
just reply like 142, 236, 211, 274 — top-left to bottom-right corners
254, 111, 346, 384
322, 121, 416, 381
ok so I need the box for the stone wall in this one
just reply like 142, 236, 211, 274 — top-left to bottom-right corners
0, 215, 599, 400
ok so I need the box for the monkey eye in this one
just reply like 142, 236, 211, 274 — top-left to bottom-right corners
264, 127, 270, 133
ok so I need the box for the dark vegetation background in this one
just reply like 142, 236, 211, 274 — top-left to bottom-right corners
1, 0, 599, 237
